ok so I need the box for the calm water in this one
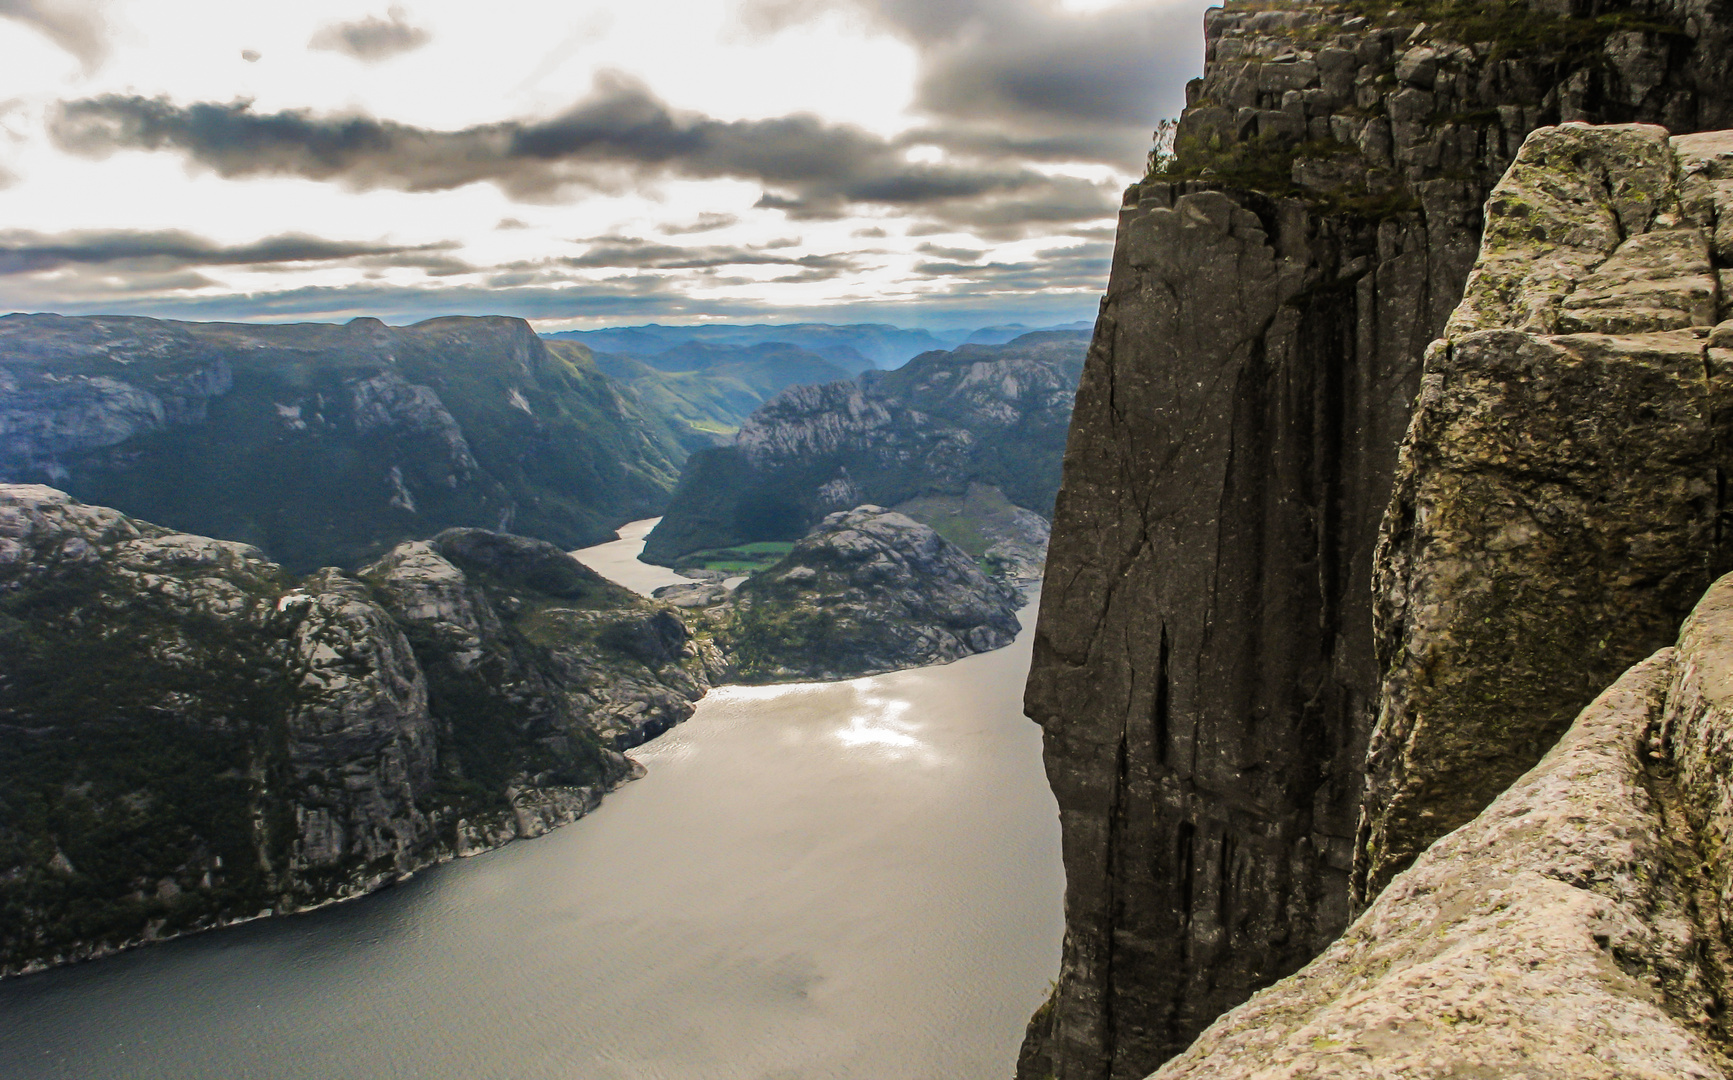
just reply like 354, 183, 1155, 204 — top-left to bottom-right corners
0, 521, 1064, 1080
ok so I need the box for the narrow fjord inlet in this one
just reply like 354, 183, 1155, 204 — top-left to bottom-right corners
0, 525, 1064, 1080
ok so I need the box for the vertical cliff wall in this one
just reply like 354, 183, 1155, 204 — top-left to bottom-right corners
1022, 2, 1733, 1077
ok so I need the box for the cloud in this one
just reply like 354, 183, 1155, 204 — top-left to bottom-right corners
241, 49, 260, 62
916, 241, 985, 260
556, 235, 862, 271
0, 228, 451, 275
907, 239, 1112, 291
659, 211, 739, 235
48, 72, 1112, 229
309, 7, 431, 62
740, 0, 1204, 170
0, 0, 108, 71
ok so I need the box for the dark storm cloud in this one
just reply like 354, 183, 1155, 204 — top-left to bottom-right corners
47, 73, 1103, 225
741, 0, 1205, 169
0, 0, 107, 70
916, 242, 985, 261
309, 8, 431, 62
0, 228, 451, 275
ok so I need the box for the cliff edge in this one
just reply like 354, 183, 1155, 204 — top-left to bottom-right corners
1360, 123, 1733, 901
1150, 572, 1733, 1078
1022, 1, 1733, 1076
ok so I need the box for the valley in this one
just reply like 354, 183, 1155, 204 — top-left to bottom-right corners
0, 523, 1064, 1080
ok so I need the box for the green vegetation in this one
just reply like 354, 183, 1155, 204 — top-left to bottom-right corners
676, 541, 796, 574
0, 504, 701, 972
1, 315, 686, 573
715, 599, 845, 683
0, 556, 293, 962
582, 340, 850, 449
896, 484, 1025, 558
644, 335, 1085, 565
1145, 132, 1422, 220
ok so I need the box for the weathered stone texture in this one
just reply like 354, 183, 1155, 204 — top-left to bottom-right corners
1148, 574, 1733, 1079
1361, 124, 1733, 902
1022, 1, 1733, 1076
0, 485, 713, 976
722, 505, 1023, 681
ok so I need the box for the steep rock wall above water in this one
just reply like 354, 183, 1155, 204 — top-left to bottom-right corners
0, 485, 720, 976
717, 505, 1023, 682
643, 332, 1086, 566
1021, 2, 1733, 1077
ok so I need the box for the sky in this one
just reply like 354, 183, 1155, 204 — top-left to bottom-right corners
0, 0, 1208, 331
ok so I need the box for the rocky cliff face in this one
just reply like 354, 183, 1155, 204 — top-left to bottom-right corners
1023, 2, 1733, 1076
0, 314, 686, 572
1360, 123, 1733, 903
642, 331, 1086, 567
1148, 572, 1733, 1078
0, 484, 720, 976
714, 505, 1023, 682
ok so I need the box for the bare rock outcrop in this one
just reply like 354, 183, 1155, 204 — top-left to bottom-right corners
0, 484, 715, 976
1360, 124, 1733, 902
1150, 574, 1733, 1078
1021, 2, 1733, 1075
717, 505, 1022, 682
643, 332, 1086, 569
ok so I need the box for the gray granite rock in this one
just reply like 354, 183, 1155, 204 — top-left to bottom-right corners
1150, 574, 1733, 1079
720, 505, 1022, 682
1361, 124, 1733, 904
0, 485, 713, 977
1021, 1, 1733, 1075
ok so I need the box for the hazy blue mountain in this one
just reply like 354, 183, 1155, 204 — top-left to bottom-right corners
545, 322, 954, 371
585, 340, 852, 442
0, 313, 688, 572
641, 330, 1088, 566
963, 321, 1094, 345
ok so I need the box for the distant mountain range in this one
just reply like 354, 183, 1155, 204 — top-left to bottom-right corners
544, 320, 1096, 370
544, 322, 950, 371
0, 314, 688, 572
641, 330, 1090, 566
962, 321, 1093, 346
0, 313, 1096, 573
579, 339, 853, 445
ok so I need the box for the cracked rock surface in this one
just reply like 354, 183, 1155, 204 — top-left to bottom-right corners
1151, 574, 1733, 1079
1362, 124, 1733, 903
1020, 1, 1733, 1075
